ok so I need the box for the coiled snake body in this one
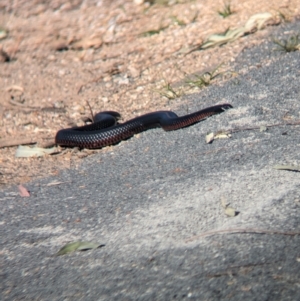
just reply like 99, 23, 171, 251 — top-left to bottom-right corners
55, 103, 232, 149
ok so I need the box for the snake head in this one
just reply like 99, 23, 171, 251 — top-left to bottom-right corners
94, 111, 121, 121
220, 104, 233, 110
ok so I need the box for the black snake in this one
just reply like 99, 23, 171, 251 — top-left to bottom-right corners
55, 103, 232, 149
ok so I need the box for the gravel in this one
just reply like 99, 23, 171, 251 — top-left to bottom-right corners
1, 20, 300, 301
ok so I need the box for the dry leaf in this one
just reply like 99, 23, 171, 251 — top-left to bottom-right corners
201, 27, 245, 49
18, 184, 30, 197
214, 131, 231, 139
0, 28, 8, 40
45, 181, 70, 186
225, 207, 238, 217
240, 285, 252, 292
260, 126, 267, 132
16, 145, 58, 158
221, 198, 238, 216
220, 197, 229, 208
56, 241, 105, 256
206, 131, 230, 143
244, 12, 274, 31
206, 132, 214, 144
201, 12, 278, 49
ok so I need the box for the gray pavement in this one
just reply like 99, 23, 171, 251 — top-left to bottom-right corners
1, 20, 300, 300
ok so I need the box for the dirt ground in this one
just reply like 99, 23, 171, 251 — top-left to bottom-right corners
0, 0, 299, 188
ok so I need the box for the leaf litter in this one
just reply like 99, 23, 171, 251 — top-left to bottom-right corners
56, 241, 105, 256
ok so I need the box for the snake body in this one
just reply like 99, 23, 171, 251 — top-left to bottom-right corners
55, 103, 232, 149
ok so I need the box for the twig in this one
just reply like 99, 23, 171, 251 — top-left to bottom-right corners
8, 99, 66, 113
5, 85, 24, 93
0, 137, 36, 148
227, 120, 300, 134
183, 43, 203, 56
206, 261, 276, 278
86, 100, 94, 123
186, 227, 300, 243
38, 139, 56, 148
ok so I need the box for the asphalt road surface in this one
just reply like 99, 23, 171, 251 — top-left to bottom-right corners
1, 20, 300, 301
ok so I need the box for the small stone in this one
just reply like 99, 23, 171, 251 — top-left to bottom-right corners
128, 66, 140, 78
134, 0, 145, 4
116, 77, 129, 85
54, 101, 65, 109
